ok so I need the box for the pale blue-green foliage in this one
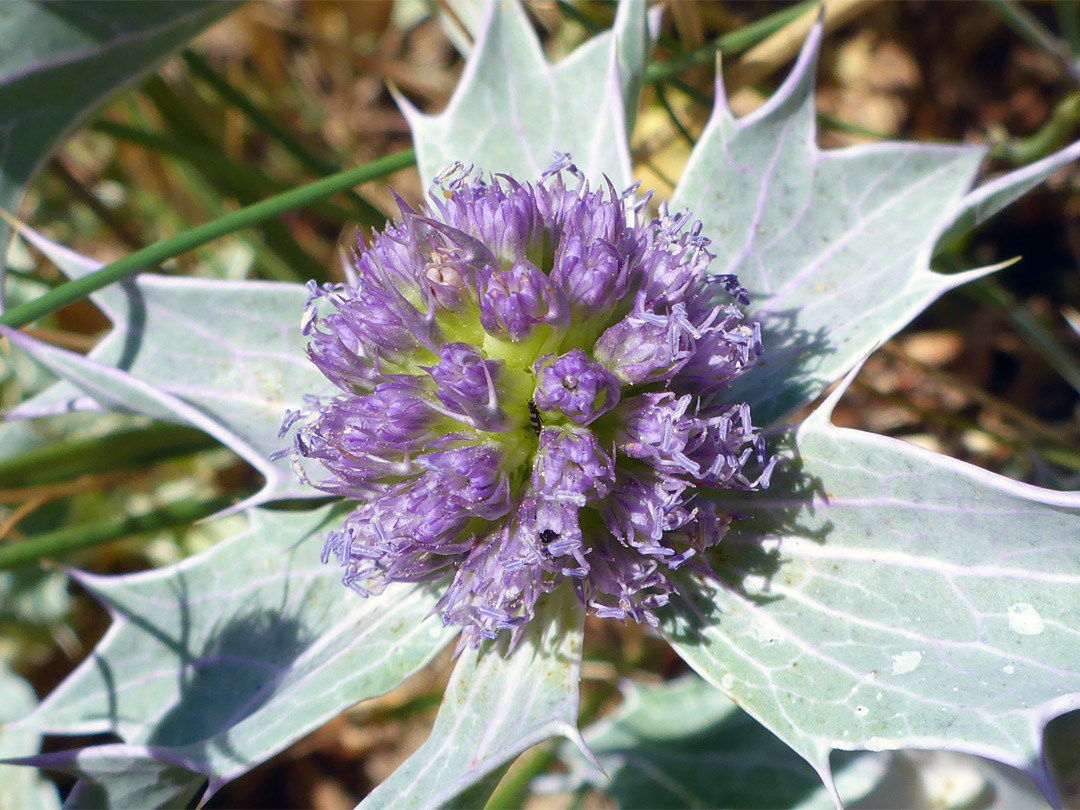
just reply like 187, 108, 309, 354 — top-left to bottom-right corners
554, 674, 1050, 809
4, 1, 1080, 808
15, 744, 208, 810
15, 508, 455, 804
672, 25, 1080, 427
0, 666, 60, 810
3, 227, 330, 505
399, 0, 651, 189
363, 584, 586, 810
563, 674, 841, 808
661, 376, 1080, 803
0, 1, 233, 277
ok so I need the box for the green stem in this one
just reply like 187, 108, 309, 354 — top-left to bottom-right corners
654, 82, 697, 148
664, 75, 712, 107
0, 425, 218, 488
554, 0, 603, 33
0, 495, 236, 571
482, 749, 557, 810
0, 149, 415, 329
645, 1, 817, 84
989, 91, 1080, 164
126, 120, 303, 283
180, 49, 387, 225
92, 121, 360, 225
482, 681, 616, 810
458, 767, 513, 810
817, 111, 890, 140
142, 77, 328, 283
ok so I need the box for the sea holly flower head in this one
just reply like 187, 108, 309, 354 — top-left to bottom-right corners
8, 4, 1080, 806
282, 154, 776, 646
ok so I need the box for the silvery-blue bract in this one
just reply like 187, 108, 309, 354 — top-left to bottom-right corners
3, 2, 1080, 808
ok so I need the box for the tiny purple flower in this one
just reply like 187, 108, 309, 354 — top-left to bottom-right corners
477, 260, 570, 343
283, 157, 774, 647
422, 343, 511, 433
533, 350, 621, 425
533, 427, 614, 504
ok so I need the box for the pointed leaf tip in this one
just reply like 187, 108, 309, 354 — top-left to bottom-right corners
28, 507, 456, 794
360, 584, 585, 810
4, 222, 333, 505
672, 14, 1002, 427
662, 421, 1080, 805
402, 0, 649, 188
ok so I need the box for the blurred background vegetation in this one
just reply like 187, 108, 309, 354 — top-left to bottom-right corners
4, 1, 1080, 806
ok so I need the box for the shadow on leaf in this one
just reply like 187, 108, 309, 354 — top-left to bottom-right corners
717, 305, 833, 429
666, 438, 830, 643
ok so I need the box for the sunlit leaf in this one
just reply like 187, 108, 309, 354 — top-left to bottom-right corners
662, 380, 1080, 805
14, 745, 205, 810
4, 225, 330, 505
360, 583, 586, 810
672, 23, 1080, 426
0, 666, 60, 810
14, 507, 456, 803
399, 0, 651, 188
554, 674, 1050, 809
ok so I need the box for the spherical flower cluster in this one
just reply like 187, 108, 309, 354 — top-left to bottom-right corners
280, 155, 775, 646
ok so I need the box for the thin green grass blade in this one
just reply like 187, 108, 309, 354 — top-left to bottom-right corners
644, 0, 817, 84
0, 424, 216, 488
0, 495, 236, 571
180, 49, 387, 225
141, 77, 328, 283
0, 149, 415, 329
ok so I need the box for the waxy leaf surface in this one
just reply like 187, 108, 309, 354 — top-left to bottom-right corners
662, 386, 1080, 804
14, 745, 205, 810
400, 0, 650, 188
0, 1, 233, 278
673, 24, 1080, 426
16, 507, 456, 801
6, 226, 331, 505
556, 674, 1050, 809
8, 6, 1080, 809
562, 674, 846, 809
360, 584, 586, 810
0, 667, 60, 810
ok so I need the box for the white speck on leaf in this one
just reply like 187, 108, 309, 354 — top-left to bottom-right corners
721, 673, 735, 690
891, 650, 922, 675
1008, 602, 1045, 635
1003, 664, 1016, 674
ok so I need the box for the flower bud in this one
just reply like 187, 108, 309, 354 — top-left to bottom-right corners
533, 349, 621, 425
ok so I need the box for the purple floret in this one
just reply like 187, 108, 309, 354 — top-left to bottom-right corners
533, 350, 621, 425
282, 157, 774, 647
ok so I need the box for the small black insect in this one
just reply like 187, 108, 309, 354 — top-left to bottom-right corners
527, 399, 543, 436
539, 529, 558, 544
